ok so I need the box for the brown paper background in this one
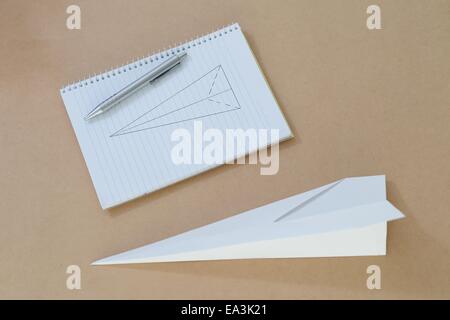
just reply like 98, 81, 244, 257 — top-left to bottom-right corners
0, 0, 449, 299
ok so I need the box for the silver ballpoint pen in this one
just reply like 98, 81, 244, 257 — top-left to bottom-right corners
84, 52, 188, 120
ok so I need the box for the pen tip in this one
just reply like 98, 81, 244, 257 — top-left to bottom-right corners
84, 107, 104, 121
84, 111, 96, 121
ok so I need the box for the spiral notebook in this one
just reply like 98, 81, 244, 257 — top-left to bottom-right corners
60, 23, 293, 209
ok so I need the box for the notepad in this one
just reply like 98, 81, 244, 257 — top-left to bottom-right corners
60, 23, 293, 209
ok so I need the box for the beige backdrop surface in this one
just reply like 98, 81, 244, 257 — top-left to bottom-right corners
0, 0, 449, 299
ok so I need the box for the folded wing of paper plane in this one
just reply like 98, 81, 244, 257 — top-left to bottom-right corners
92, 175, 404, 265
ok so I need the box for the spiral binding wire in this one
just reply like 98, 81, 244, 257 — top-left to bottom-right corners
61, 23, 240, 93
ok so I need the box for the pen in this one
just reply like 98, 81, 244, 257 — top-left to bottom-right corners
84, 52, 187, 120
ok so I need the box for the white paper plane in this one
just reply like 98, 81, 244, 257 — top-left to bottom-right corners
93, 175, 405, 265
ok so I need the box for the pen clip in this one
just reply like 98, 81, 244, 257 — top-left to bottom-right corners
149, 61, 181, 84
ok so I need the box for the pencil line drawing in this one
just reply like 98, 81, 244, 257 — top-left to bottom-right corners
111, 65, 241, 137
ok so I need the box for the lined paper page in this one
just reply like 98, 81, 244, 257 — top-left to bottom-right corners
60, 23, 293, 209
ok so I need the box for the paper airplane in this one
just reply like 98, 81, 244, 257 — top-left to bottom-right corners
111, 65, 241, 136
93, 175, 404, 265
